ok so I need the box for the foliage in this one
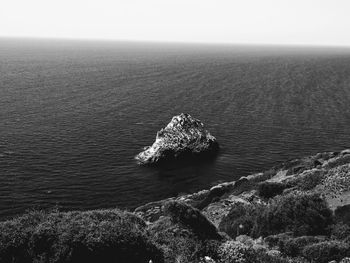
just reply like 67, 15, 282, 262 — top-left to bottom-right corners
0, 209, 164, 263
220, 192, 333, 239
264, 233, 293, 248
279, 236, 325, 257
218, 241, 295, 263
330, 223, 350, 243
253, 192, 334, 237
335, 205, 350, 226
302, 241, 350, 263
148, 216, 220, 263
218, 241, 256, 263
319, 164, 350, 197
163, 201, 220, 240
287, 169, 325, 191
258, 181, 286, 198
219, 202, 264, 239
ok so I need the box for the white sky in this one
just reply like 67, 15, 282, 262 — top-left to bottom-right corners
0, 0, 350, 46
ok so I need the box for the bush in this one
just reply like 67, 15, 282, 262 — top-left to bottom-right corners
291, 169, 325, 191
163, 201, 220, 240
258, 181, 286, 199
335, 205, 350, 225
219, 202, 264, 239
0, 209, 164, 263
264, 232, 293, 248
218, 241, 256, 263
148, 216, 220, 263
302, 241, 350, 263
253, 192, 334, 237
330, 223, 350, 243
280, 236, 325, 257
218, 241, 293, 263
220, 192, 333, 238
254, 249, 293, 263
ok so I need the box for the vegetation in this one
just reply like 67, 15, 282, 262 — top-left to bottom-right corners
163, 200, 221, 240
330, 223, 350, 243
218, 241, 257, 263
220, 192, 334, 239
254, 192, 334, 237
302, 241, 350, 263
287, 169, 325, 191
0, 192, 347, 263
278, 236, 325, 256
257, 181, 286, 199
0, 209, 163, 263
1, 151, 349, 263
219, 202, 263, 238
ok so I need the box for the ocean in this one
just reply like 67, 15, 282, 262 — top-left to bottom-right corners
1, 38, 350, 219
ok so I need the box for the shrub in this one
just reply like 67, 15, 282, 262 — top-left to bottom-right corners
163, 201, 220, 240
218, 241, 256, 263
218, 241, 293, 263
330, 223, 350, 243
0, 209, 164, 263
280, 236, 325, 257
264, 232, 293, 248
258, 181, 286, 199
253, 249, 293, 263
219, 202, 264, 239
253, 192, 334, 237
335, 205, 350, 225
302, 241, 350, 263
220, 192, 333, 238
148, 216, 220, 263
287, 169, 325, 191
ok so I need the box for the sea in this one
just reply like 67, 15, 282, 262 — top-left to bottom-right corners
1, 38, 350, 220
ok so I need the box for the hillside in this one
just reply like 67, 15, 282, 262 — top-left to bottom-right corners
1, 149, 350, 263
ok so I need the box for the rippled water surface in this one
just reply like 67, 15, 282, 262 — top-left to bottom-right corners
1, 39, 350, 219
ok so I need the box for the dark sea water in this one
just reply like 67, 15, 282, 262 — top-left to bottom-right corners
1, 38, 350, 220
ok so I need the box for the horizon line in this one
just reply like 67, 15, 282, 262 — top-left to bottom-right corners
1, 35, 350, 49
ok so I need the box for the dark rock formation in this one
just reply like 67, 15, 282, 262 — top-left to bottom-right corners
135, 113, 219, 165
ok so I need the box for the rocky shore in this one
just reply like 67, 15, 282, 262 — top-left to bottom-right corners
135, 148, 350, 226
2, 148, 350, 263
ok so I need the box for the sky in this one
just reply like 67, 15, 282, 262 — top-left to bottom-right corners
0, 0, 350, 46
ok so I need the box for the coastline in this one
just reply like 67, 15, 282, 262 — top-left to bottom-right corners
1, 148, 350, 263
135, 148, 350, 225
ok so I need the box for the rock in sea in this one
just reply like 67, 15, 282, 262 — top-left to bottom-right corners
136, 113, 219, 165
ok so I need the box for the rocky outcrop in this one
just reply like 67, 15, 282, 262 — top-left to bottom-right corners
135, 113, 219, 165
